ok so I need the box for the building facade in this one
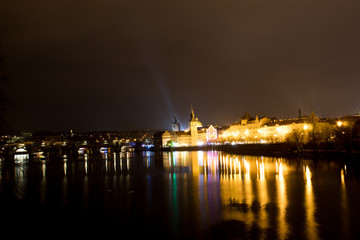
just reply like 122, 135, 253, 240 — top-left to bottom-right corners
162, 107, 217, 147
220, 112, 334, 144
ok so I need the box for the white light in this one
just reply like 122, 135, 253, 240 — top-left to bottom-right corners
16, 148, 27, 153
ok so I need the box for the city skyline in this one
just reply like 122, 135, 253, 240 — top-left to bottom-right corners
2, 2, 360, 238
167, 106, 360, 132
1, 1, 360, 131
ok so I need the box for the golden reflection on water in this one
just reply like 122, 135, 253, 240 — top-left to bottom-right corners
164, 152, 274, 229
3, 151, 355, 238
341, 165, 349, 238
257, 159, 269, 240
304, 165, 318, 240
277, 160, 288, 239
14, 151, 354, 239
163, 152, 323, 239
341, 168, 345, 186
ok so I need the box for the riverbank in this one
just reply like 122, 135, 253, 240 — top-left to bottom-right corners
160, 143, 360, 160
161, 143, 285, 155
2, 143, 359, 163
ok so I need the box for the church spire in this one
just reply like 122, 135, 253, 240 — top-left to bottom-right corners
190, 105, 195, 121
173, 114, 179, 124
172, 113, 180, 131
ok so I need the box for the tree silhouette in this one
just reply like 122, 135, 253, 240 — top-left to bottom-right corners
286, 129, 306, 153
309, 111, 319, 147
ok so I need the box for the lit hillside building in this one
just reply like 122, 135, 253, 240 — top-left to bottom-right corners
220, 112, 334, 144
162, 106, 218, 147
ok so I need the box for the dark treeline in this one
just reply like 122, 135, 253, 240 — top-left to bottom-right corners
286, 116, 360, 154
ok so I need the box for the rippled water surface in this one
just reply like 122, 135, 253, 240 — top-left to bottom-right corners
1, 151, 360, 239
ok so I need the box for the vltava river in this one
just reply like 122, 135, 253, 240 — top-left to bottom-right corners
1, 151, 359, 239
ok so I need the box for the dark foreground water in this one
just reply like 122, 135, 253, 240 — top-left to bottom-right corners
1, 151, 360, 239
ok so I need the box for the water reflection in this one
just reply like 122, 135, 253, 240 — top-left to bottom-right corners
304, 165, 318, 240
277, 160, 288, 239
1, 151, 359, 238
257, 163, 269, 240
341, 164, 349, 239
14, 161, 27, 199
341, 166, 346, 186
164, 152, 326, 239
40, 160, 47, 203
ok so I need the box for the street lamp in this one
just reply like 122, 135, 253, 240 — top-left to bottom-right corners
337, 121, 343, 127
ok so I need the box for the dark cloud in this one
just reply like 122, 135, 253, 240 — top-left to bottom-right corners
1, 0, 360, 131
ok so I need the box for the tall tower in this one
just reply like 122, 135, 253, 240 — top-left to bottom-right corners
190, 105, 195, 121
172, 114, 180, 131
189, 105, 202, 146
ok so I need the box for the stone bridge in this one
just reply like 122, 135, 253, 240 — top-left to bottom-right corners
2, 141, 136, 161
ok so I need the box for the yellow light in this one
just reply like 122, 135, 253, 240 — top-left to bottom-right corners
278, 162, 284, 180
305, 166, 311, 184
337, 121, 343, 127
303, 124, 309, 130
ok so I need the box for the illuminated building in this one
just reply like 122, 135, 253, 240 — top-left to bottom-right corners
162, 106, 217, 147
220, 112, 334, 144
206, 125, 217, 141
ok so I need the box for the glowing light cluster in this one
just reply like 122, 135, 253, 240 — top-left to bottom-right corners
221, 121, 316, 144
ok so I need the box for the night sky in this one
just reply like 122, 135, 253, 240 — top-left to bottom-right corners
1, 0, 360, 131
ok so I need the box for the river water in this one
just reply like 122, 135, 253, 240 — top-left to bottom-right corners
1, 151, 359, 239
